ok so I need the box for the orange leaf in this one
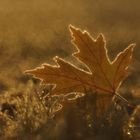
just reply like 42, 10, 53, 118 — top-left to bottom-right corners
25, 25, 135, 115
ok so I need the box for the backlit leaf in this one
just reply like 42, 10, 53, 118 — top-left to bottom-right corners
25, 25, 135, 115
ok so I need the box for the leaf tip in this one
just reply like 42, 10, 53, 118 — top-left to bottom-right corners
129, 43, 136, 50
24, 69, 35, 76
125, 43, 136, 57
97, 33, 105, 42
69, 25, 79, 36
69, 24, 75, 31
53, 55, 59, 61
24, 69, 31, 74
53, 55, 61, 62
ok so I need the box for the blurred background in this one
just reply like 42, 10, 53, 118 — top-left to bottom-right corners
0, 0, 140, 139
0, 0, 140, 91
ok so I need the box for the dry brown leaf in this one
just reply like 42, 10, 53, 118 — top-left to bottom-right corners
25, 25, 135, 115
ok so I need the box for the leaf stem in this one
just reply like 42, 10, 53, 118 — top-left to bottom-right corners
115, 92, 135, 108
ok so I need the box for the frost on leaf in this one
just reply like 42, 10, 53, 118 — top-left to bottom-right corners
25, 25, 135, 115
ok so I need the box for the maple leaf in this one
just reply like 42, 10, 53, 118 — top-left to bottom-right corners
25, 25, 135, 115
